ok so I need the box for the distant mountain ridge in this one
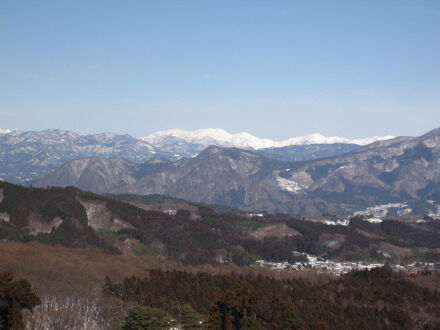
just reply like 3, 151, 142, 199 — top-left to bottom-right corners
0, 128, 393, 183
254, 144, 360, 162
142, 128, 394, 157
36, 128, 440, 217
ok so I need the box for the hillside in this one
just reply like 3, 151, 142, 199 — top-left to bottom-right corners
3, 182, 440, 266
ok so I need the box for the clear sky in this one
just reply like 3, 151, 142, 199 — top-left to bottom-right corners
1, 1, 439, 139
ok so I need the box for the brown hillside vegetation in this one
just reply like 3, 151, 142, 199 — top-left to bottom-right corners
0, 241, 328, 329
0, 241, 327, 298
249, 223, 301, 240
1, 242, 440, 329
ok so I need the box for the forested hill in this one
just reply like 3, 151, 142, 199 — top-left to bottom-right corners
103, 266, 440, 329
2, 181, 440, 265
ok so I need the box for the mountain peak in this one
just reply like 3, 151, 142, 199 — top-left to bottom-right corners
419, 127, 440, 147
421, 127, 440, 139
146, 127, 229, 137
200, 145, 225, 155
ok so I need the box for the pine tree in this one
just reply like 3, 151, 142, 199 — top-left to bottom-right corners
121, 305, 176, 330
0, 272, 40, 330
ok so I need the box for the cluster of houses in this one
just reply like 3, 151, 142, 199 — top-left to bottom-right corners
254, 250, 440, 275
254, 253, 383, 275
162, 209, 178, 216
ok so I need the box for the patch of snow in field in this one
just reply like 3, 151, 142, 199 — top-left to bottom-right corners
428, 205, 440, 219
365, 218, 383, 224
397, 208, 413, 216
0, 213, 10, 222
323, 219, 350, 226
353, 203, 408, 221
274, 172, 302, 193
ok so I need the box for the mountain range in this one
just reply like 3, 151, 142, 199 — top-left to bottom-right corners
141, 128, 394, 157
0, 128, 390, 183
35, 128, 440, 217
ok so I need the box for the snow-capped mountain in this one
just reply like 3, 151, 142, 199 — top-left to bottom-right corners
278, 133, 395, 147
141, 128, 394, 157
0, 129, 12, 134
143, 128, 276, 150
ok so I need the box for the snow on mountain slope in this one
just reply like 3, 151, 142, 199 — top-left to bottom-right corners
0, 129, 12, 134
143, 128, 275, 149
279, 133, 396, 147
142, 128, 394, 150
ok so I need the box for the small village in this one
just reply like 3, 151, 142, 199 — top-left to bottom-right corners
254, 251, 440, 275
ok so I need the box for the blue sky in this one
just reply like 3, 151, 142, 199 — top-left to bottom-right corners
0, 1, 439, 139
